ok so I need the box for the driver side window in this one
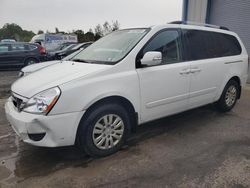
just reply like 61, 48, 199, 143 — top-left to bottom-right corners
142, 30, 181, 65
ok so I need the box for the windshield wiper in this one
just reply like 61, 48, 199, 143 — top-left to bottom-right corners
72, 59, 90, 63
72, 58, 115, 65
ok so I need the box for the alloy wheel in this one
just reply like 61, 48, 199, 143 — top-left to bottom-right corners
92, 114, 124, 150
225, 85, 237, 107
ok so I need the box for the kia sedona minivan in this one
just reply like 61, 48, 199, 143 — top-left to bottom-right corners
5, 22, 248, 157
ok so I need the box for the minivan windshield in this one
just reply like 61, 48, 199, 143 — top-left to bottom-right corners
72, 28, 149, 64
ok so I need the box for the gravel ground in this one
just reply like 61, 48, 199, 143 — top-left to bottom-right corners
0, 71, 250, 188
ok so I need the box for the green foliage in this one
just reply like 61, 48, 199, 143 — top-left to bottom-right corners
0, 23, 35, 42
84, 31, 95, 42
73, 29, 85, 42
37, 30, 44, 34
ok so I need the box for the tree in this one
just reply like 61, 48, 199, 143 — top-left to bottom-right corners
37, 30, 44, 34
55, 27, 59, 33
112, 20, 120, 31
103, 21, 112, 36
94, 24, 103, 40
74, 29, 85, 42
93, 20, 120, 38
84, 30, 95, 42
0, 20, 120, 43
0, 23, 35, 42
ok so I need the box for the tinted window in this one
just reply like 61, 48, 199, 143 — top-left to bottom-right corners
142, 30, 181, 64
0, 44, 10, 52
183, 30, 212, 60
11, 43, 26, 51
28, 44, 37, 50
183, 30, 242, 61
213, 32, 242, 57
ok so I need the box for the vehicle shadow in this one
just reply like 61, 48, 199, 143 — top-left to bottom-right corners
14, 104, 221, 181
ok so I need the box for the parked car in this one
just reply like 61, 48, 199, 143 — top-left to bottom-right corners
55, 42, 93, 60
18, 48, 85, 77
47, 43, 77, 60
50, 42, 78, 52
5, 22, 248, 157
1, 39, 16, 43
0, 42, 47, 69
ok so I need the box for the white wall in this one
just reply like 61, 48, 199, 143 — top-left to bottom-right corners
187, 0, 208, 23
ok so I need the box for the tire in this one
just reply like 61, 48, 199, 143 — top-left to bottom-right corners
77, 103, 130, 157
216, 79, 240, 112
24, 58, 38, 66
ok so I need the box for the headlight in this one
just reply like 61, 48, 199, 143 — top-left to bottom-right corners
23, 87, 61, 114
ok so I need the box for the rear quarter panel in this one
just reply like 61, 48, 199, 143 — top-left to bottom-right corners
214, 32, 248, 101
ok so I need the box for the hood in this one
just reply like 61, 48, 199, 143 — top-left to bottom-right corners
12, 61, 111, 98
21, 60, 60, 74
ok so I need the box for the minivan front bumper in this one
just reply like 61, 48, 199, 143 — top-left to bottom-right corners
5, 97, 84, 147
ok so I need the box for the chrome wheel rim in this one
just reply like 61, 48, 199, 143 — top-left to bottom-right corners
225, 85, 237, 107
92, 114, 124, 150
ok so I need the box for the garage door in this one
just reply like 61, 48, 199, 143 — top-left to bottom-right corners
209, 0, 250, 82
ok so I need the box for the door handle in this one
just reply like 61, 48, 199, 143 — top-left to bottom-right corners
190, 68, 201, 73
179, 69, 190, 75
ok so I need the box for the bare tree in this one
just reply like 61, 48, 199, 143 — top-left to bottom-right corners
94, 20, 120, 37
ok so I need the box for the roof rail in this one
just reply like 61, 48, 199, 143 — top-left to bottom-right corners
169, 21, 229, 31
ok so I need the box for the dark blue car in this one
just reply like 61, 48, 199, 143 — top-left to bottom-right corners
0, 42, 47, 69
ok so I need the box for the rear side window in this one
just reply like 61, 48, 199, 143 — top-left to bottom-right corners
213, 33, 242, 57
183, 29, 242, 61
11, 43, 26, 51
28, 44, 38, 50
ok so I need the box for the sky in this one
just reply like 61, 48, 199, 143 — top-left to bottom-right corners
0, 0, 182, 33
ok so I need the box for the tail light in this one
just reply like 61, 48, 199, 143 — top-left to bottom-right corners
38, 45, 46, 55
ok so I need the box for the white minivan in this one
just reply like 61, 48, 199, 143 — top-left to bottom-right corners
5, 22, 249, 157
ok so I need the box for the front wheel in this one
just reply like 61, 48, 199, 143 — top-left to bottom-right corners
77, 103, 130, 157
216, 79, 240, 112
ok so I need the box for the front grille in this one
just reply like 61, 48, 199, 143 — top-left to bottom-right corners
12, 94, 24, 112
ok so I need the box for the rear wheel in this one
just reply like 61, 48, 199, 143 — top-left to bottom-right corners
24, 58, 38, 66
77, 103, 130, 157
216, 79, 240, 112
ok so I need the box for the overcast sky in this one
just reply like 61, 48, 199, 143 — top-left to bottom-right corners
0, 0, 182, 33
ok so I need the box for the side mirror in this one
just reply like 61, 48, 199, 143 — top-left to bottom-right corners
141, 51, 162, 66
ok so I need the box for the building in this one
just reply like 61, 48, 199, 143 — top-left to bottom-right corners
183, 0, 250, 81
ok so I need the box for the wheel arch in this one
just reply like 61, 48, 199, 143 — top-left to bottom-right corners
217, 75, 242, 101
75, 95, 138, 145
229, 76, 241, 99
23, 56, 40, 65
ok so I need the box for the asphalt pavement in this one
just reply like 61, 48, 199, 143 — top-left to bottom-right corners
0, 71, 250, 188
